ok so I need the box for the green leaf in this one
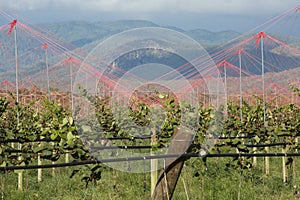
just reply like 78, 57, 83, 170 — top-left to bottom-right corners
254, 135, 260, 143
67, 131, 74, 141
232, 138, 240, 145
237, 144, 247, 150
33, 146, 46, 153
0, 161, 6, 167
63, 117, 68, 126
69, 117, 74, 125
50, 131, 58, 140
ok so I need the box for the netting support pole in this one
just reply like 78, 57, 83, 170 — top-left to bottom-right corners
13, 22, 23, 191
70, 61, 74, 112
217, 73, 220, 108
5, 84, 7, 98
45, 47, 50, 100
275, 87, 278, 107
66, 61, 73, 163
14, 25, 19, 104
260, 34, 266, 126
238, 50, 243, 123
223, 63, 228, 118
260, 34, 269, 175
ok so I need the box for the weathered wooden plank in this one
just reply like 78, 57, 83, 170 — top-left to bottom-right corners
152, 127, 194, 200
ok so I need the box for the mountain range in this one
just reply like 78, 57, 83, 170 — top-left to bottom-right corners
40, 20, 241, 48
0, 19, 299, 92
40, 20, 300, 74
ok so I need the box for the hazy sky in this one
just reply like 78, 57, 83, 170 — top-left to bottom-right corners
0, 0, 299, 32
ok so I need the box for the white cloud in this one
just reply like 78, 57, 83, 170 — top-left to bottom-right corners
0, 0, 298, 15
1, 1, 51, 10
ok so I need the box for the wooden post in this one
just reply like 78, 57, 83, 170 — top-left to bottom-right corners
294, 137, 298, 194
52, 142, 55, 176
37, 138, 42, 182
282, 148, 287, 183
38, 151, 42, 182
150, 132, 158, 197
65, 151, 70, 163
152, 127, 193, 200
265, 146, 269, 175
253, 147, 257, 167
17, 144, 22, 190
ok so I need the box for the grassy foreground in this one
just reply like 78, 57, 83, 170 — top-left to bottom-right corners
1, 157, 299, 200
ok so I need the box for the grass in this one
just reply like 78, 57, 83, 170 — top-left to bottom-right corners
1, 156, 300, 200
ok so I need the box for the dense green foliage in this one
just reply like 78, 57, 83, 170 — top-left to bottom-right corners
0, 85, 299, 198
0, 95, 101, 186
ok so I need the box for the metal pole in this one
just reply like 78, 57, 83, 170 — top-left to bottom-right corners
260, 35, 266, 127
217, 73, 220, 108
203, 85, 206, 106
45, 47, 50, 100
85, 71, 88, 91
5, 83, 7, 98
224, 63, 228, 116
66, 60, 73, 163
14, 26, 19, 104
13, 23, 22, 191
70, 61, 74, 112
275, 87, 278, 107
238, 51, 243, 122
260, 34, 269, 175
